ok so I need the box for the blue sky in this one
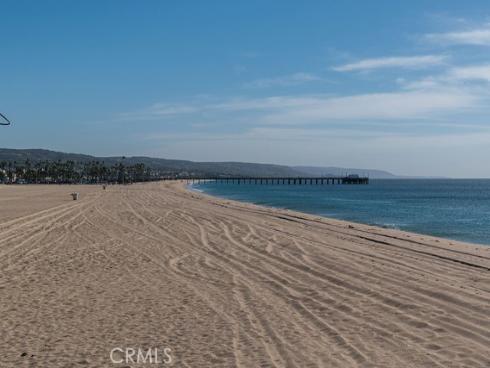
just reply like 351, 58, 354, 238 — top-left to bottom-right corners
1, 1, 490, 177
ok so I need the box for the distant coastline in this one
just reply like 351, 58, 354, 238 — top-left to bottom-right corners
0, 147, 441, 180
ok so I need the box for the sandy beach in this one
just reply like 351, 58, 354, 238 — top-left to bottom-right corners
0, 182, 489, 367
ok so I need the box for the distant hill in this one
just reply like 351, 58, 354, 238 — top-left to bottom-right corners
293, 166, 401, 179
0, 148, 305, 177
0, 148, 432, 179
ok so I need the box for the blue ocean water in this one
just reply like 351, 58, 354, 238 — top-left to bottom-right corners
193, 179, 490, 245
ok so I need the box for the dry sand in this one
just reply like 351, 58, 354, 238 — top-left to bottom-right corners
0, 182, 489, 367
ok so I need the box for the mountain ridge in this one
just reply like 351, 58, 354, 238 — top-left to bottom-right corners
0, 148, 303, 177
0, 148, 418, 178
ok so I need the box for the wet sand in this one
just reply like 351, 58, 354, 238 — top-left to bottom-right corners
0, 182, 489, 367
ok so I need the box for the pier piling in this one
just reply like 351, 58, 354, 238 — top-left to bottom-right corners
174, 176, 369, 185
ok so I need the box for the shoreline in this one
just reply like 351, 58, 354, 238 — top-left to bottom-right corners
1, 182, 489, 367
187, 181, 490, 249
181, 181, 490, 261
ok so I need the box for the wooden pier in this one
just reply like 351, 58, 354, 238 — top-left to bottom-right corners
164, 176, 369, 185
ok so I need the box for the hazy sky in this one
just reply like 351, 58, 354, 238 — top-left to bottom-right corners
1, 1, 490, 177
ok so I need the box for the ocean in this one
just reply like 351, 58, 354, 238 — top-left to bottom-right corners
192, 179, 490, 245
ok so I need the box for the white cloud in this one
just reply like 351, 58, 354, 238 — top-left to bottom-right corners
401, 64, 490, 90
425, 26, 490, 46
211, 96, 323, 111
124, 88, 479, 126
243, 72, 321, 88
144, 127, 398, 142
399, 77, 441, 90
332, 55, 446, 72
123, 96, 326, 120
118, 103, 198, 121
259, 90, 478, 124
447, 65, 490, 82
143, 103, 199, 115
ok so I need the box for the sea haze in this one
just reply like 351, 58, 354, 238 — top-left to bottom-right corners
194, 179, 490, 246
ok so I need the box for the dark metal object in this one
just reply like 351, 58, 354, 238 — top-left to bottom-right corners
0, 112, 11, 125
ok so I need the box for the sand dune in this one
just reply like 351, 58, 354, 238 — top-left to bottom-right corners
0, 182, 489, 367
